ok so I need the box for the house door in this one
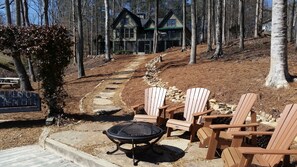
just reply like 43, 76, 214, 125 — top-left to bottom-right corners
144, 44, 150, 54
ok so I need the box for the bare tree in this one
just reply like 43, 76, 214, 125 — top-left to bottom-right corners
182, 0, 186, 51
265, 0, 292, 88
239, 0, 244, 50
288, 0, 295, 42
5, 0, 12, 25
104, 0, 111, 61
189, 0, 197, 64
207, 0, 212, 51
222, 0, 226, 44
254, 0, 260, 38
77, 0, 85, 78
201, 0, 206, 43
16, 0, 21, 26
23, 0, 30, 26
212, 0, 223, 58
43, 0, 49, 25
153, 0, 159, 54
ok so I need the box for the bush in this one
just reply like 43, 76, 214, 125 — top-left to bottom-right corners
0, 25, 73, 117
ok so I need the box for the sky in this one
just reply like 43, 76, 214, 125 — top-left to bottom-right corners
0, 0, 273, 25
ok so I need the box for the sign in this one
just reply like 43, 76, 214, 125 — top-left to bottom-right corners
0, 90, 41, 113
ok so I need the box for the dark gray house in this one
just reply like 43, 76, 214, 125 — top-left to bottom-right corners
111, 8, 191, 54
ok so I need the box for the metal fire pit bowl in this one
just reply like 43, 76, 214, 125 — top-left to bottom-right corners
103, 121, 165, 165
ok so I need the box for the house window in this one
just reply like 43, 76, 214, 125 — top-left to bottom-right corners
125, 28, 130, 38
130, 29, 134, 38
167, 19, 176, 27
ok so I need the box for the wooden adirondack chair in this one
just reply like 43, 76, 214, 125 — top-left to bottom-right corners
166, 88, 211, 142
132, 87, 168, 126
222, 104, 297, 167
197, 93, 258, 160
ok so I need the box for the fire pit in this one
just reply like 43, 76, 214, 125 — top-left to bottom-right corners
103, 121, 165, 165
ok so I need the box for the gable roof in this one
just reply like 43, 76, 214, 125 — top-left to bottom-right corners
111, 8, 142, 29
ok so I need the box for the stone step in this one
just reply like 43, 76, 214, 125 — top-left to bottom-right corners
95, 92, 115, 99
105, 85, 120, 90
93, 98, 114, 105
93, 106, 122, 115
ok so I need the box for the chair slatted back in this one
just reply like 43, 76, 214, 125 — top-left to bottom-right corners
144, 87, 167, 116
183, 88, 210, 123
264, 104, 297, 166
227, 93, 258, 132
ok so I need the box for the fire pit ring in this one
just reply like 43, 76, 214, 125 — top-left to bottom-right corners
103, 121, 165, 165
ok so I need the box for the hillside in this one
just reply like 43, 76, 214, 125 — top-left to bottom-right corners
122, 37, 297, 116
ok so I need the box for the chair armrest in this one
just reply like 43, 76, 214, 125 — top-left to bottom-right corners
193, 109, 213, 117
230, 131, 273, 136
203, 114, 233, 119
158, 105, 169, 110
192, 109, 214, 125
203, 114, 233, 127
158, 105, 169, 117
131, 103, 144, 114
237, 147, 297, 155
166, 105, 184, 113
209, 123, 259, 130
167, 105, 184, 119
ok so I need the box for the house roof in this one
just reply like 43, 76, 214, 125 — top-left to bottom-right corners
111, 8, 188, 31
111, 8, 142, 28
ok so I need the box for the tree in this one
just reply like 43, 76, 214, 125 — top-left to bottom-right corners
288, 0, 295, 42
265, 0, 292, 88
16, 0, 21, 26
43, 0, 49, 25
5, 0, 11, 25
104, 0, 111, 61
77, 0, 85, 78
23, 0, 30, 26
153, 0, 159, 54
239, 0, 245, 50
189, 0, 197, 64
222, 0, 226, 44
207, 0, 212, 51
212, 0, 223, 58
182, 0, 186, 51
254, 0, 260, 38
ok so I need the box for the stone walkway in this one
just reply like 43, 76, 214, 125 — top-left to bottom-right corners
91, 56, 146, 115
0, 145, 79, 167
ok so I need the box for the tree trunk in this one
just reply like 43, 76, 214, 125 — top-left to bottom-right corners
207, 0, 212, 51
20, 0, 26, 26
43, 0, 49, 26
201, 0, 206, 43
212, 0, 223, 59
77, 0, 85, 78
295, 1, 297, 50
182, 0, 186, 51
5, 0, 12, 25
153, 0, 159, 54
222, 0, 226, 45
265, 0, 291, 88
189, 0, 197, 64
23, 0, 30, 26
16, 0, 21, 26
72, 0, 77, 64
12, 53, 33, 91
254, 0, 260, 38
259, 0, 263, 31
288, 0, 295, 42
104, 0, 111, 61
239, 0, 244, 50
212, 0, 216, 46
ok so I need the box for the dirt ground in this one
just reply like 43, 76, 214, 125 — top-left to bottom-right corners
1, 37, 297, 150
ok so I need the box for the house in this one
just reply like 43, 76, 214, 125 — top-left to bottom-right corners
111, 8, 191, 54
